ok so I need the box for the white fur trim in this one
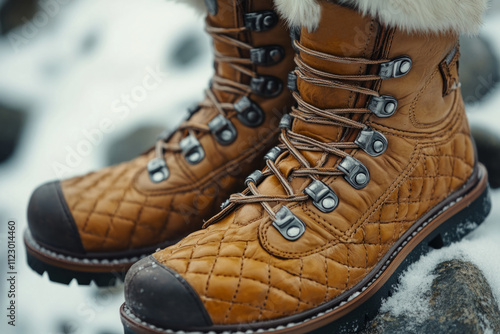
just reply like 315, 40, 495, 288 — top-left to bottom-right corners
273, 0, 487, 35
274, 0, 322, 31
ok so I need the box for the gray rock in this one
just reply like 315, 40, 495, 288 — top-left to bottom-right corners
168, 31, 207, 68
56, 319, 80, 334
106, 125, 167, 166
460, 35, 500, 105
363, 260, 500, 334
0, 104, 26, 164
471, 125, 500, 189
0, 0, 38, 35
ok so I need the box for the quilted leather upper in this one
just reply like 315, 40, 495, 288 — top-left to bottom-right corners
58, 0, 296, 253
152, 1, 476, 325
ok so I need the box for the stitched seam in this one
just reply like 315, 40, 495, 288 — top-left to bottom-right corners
345, 245, 350, 291
80, 167, 130, 234
376, 205, 383, 262
156, 196, 176, 244
201, 296, 289, 316
370, 91, 462, 137
408, 67, 444, 129
300, 205, 346, 238
260, 116, 469, 257
223, 241, 248, 323
322, 255, 329, 303
170, 252, 367, 291
106, 188, 139, 249
258, 261, 272, 321
363, 240, 368, 275
259, 145, 420, 258
382, 193, 466, 204
187, 271, 333, 302
293, 259, 304, 314
68, 169, 115, 211
203, 226, 230, 297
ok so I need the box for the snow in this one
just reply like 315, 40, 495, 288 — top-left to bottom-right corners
379, 12, 500, 327
0, 1, 211, 333
380, 179, 500, 329
0, 1, 499, 334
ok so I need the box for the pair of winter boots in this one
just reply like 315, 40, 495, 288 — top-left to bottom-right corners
26, 1, 491, 333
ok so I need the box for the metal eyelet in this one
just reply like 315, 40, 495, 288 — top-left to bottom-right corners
288, 71, 298, 92
250, 76, 283, 98
304, 180, 339, 213
264, 146, 283, 162
290, 27, 301, 53
368, 95, 398, 118
147, 158, 170, 183
338, 156, 370, 189
220, 199, 230, 210
250, 46, 284, 66
208, 115, 237, 146
234, 96, 265, 127
179, 135, 205, 165
355, 128, 388, 157
279, 114, 292, 130
245, 170, 265, 186
244, 11, 278, 32
379, 56, 412, 79
273, 206, 306, 241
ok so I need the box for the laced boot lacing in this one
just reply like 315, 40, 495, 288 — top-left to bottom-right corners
154, 26, 253, 159
206, 40, 412, 235
148, 18, 280, 182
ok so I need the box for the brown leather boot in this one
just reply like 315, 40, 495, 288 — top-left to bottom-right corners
121, 0, 491, 332
25, 0, 296, 286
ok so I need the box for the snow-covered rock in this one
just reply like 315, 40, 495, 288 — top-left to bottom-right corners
363, 260, 500, 334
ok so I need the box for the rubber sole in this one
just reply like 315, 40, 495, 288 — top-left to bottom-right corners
25, 230, 150, 286
120, 164, 491, 334
26, 250, 127, 286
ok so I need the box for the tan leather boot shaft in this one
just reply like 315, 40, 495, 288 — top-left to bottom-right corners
139, 0, 480, 328
26, 0, 296, 278
62, 1, 295, 253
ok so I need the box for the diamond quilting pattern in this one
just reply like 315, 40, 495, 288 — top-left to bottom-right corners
153, 129, 475, 325
60, 128, 277, 253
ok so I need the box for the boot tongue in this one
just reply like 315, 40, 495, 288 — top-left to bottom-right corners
255, 2, 380, 198
293, 1, 378, 144
171, 0, 245, 142
206, 0, 246, 103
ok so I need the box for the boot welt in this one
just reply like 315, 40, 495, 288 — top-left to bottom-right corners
24, 230, 178, 287
120, 163, 491, 334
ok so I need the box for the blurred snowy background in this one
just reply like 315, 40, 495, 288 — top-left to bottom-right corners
0, 0, 499, 333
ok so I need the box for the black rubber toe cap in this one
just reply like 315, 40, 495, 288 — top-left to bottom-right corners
27, 181, 85, 255
125, 255, 212, 330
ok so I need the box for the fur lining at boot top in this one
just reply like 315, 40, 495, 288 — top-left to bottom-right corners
171, 0, 487, 35
274, 0, 488, 35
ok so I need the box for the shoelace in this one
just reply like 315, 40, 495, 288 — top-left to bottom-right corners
205, 40, 390, 225
153, 25, 255, 160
